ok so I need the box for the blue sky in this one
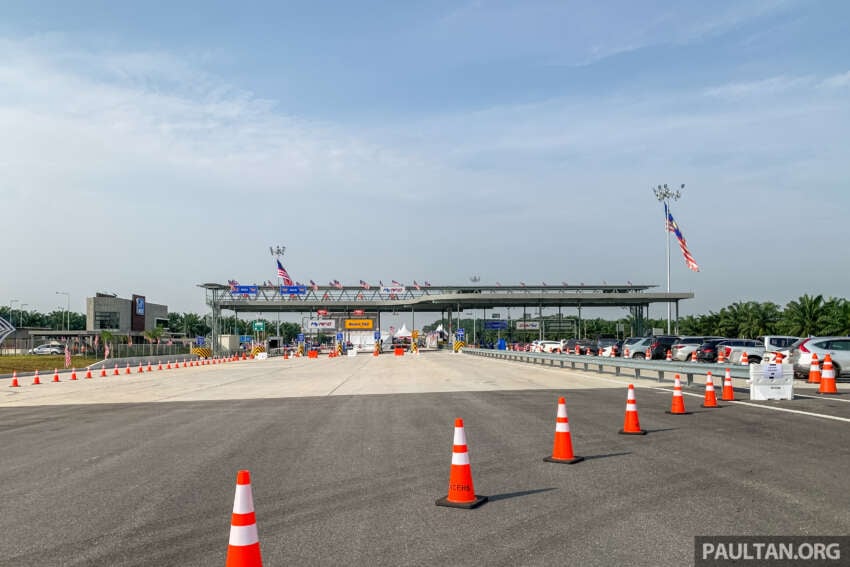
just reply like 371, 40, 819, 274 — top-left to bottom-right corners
1, 0, 849, 324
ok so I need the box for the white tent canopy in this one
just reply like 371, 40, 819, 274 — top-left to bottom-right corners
394, 324, 412, 338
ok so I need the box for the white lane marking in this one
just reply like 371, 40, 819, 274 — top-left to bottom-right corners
794, 393, 850, 403
650, 387, 850, 423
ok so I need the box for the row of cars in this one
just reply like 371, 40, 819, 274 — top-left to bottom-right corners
525, 335, 850, 380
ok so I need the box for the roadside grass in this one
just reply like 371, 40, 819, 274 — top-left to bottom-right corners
0, 355, 101, 374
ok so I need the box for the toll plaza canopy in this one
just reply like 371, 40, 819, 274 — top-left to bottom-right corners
199, 282, 692, 313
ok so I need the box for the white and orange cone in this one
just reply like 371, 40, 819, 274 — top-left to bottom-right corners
9, 371, 20, 387
819, 354, 839, 395
113, 364, 120, 376
665, 349, 672, 362
645, 348, 651, 361
32, 370, 42, 385
85, 367, 93, 379
52, 368, 61, 383
100, 367, 107, 377
624, 347, 630, 358
666, 375, 690, 415
691, 350, 697, 362
701, 372, 719, 408
544, 397, 584, 464
717, 349, 726, 364
226, 470, 263, 567
70, 368, 78, 381
619, 384, 647, 435
807, 354, 821, 384
436, 418, 488, 509
740, 351, 749, 365
721, 368, 735, 401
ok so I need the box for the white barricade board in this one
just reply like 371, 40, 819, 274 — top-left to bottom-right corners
256, 352, 268, 360
347, 348, 357, 357
749, 363, 793, 400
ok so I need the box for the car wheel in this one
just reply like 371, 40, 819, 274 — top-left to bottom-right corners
632, 353, 643, 359
832, 362, 841, 378
749, 357, 761, 364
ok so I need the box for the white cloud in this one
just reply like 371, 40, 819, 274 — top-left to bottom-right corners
820, 70, 850, 89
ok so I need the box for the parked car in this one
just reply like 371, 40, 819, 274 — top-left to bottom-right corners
648, 335, 680, 359
671, 336, 724, 361
28, 344, 65, 355
537, 340, 563, 353
718, 339, 765, 364
622, 336, 654, 358
788, 337, 850, 380
695, 338, 729, 362
758, 335, 799, 362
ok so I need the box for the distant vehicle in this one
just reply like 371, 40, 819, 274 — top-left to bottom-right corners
648, 336, 680, 359
758, 336, 799, 362
537, 340, 563, 353
671, 336, 724, 361
718, 339, 765, 364
695, 338, 729, 362
622, 336, 654, 358
788, 337, 850, 380
29, 344, 65, 355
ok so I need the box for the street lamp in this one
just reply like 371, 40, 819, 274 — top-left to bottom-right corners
8, 299, 18, 326
653, 184, 684, 335
19, 304, 28, 327
56, 291, 70, 331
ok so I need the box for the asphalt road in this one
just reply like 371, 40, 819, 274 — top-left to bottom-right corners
0, 352, 848, 566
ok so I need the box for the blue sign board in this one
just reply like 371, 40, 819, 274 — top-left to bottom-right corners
232, 285, 258, 295
280, 285, 307, 295
374, 331, 381, 340
484, 320, 508, 330
195, 336, 205, 346
336, 332, 344, 341
456, 328, 465, 339
297, 333, 305, 342
239, 335, 252, 343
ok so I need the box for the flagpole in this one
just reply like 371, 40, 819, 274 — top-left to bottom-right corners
653, 184, 683, 335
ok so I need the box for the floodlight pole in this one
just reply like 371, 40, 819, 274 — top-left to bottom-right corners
653, 184, 684, 335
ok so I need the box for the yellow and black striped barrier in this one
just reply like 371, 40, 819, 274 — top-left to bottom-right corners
453, 341, 465, 352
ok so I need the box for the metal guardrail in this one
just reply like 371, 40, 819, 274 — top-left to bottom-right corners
462, 348, 751, 386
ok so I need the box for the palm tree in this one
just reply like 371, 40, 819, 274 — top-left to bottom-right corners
144, 327, 165, 356
781, 294, 826, 336
738, 302, 781, 338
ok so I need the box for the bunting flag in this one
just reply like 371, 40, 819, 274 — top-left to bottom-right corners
309, 280, 319, 291
228, 279, 239, 292
665, 204, 700, 272
561, 281, 568, 286
276, 260, 294, 285
412, 280, 420, 290
333, 280, 343, 289
104, 343, 110, 358
424, 281, 431, 287
391, 280, 402, 286
64, 345, 71, 368
359, 279, 370, 289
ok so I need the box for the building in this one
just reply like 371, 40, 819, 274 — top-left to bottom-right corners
86, 293, 169, 333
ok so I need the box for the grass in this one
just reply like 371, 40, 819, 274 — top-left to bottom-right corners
0, 354, 100, 375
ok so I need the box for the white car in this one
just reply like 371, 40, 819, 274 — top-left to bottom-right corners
671, 336, 724, 361
537, 341, 563, 353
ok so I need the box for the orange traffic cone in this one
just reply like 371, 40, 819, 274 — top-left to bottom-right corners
166, 361, 172, 370
85, 367, 93, 379
665, 349, 672, 362
807, 354, 821, 384
717, 349, 726, 364
721, 368, 735, 401
544, 397, 584, 464
113, 364, 120, 376
157, 361, 163, 371
53, 369, 61, 382
9, 371, 20, 387
70, 368, 78, 381
701, 372, 719, 408
147, 362, 153, 372
125, 364, 132, 375
740, 351, 749, 365
666, 375, 690, 415
819, 354, 839, 395
575, 345, 580, 355
775, 352, 785, 364
32, 370, 42, 385
619, 384, 647, 435
225, 470, 263, 567
183, 359, 188, 367
137, 362, 144, 373
691, 350, 697, 362
436, 418, 487, 509
645, 348, 651, 360
100, 367, 107, 377
624, 347, 630, 358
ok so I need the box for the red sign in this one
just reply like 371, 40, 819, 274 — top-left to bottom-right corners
317, 309, 328, 316
353, 309, 365, 315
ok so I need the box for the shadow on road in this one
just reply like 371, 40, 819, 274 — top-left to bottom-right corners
487, 487, 558, 502
581, 451, 631, 461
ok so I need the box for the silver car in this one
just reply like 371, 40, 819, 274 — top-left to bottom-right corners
788, 336, 850, 380
671, 336, 724, 361
622, 336, 653, 358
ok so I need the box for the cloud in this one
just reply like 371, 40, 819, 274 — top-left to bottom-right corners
821, 70, 850, 89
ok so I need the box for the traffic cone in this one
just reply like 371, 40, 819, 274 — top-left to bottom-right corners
618, 384, 647, 435
665, 349, 672, 361
645, 348, 651, 360
157, 361, 163, 371
775, 352, 785, 364
436, 418, 488, 509
100, 367, 107, 377
32, 370, 41, 385
819, 354, 839, 395
624, 347, 630, 358
53, 369, 61, 382
740, 351, 749, 365
137, 362, 144, 374
183, 359, 188, 368
147, 362, 153, 372
85, 367, 93, 379
717, 349, 726, 364
543, 397, 584, 464
125, 364, 132, 375
113, 364, 119, 376
225, 470, 263, 567
9, 371, 19, 387
691, 350, 697, 362
69, 368, 77, 380
807, 354, 821, 384
166, 361, 172, 370
575, 345, 580, 355
665, 375, 690, 415
721, 369, 735, 401
701, 372, 719, 408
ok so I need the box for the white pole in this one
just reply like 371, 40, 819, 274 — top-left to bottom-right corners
666, 201, 671, 335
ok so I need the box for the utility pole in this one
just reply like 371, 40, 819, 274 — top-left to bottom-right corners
653, 184, 684, 335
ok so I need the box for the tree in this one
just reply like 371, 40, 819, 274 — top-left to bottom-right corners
144, 327, 164, 355
781, 294, 827, 336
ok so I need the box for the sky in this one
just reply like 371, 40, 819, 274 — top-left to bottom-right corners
2, 0, 849, 325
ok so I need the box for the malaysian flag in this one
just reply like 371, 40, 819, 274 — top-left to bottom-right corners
94, 335, 99, 349
309, 280, 319, 291
665, 204, 700, 272
424, 281, 431, 287
359, 279, 370, 290
104, 343, 110, 359
64, 345, 71, 368
391, 280, 402, 286
276, 260, 294, 285
228, 279, 239, 292
379, 280, 384, 287
330, 280, 343, 289
412, 280, 420, 290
